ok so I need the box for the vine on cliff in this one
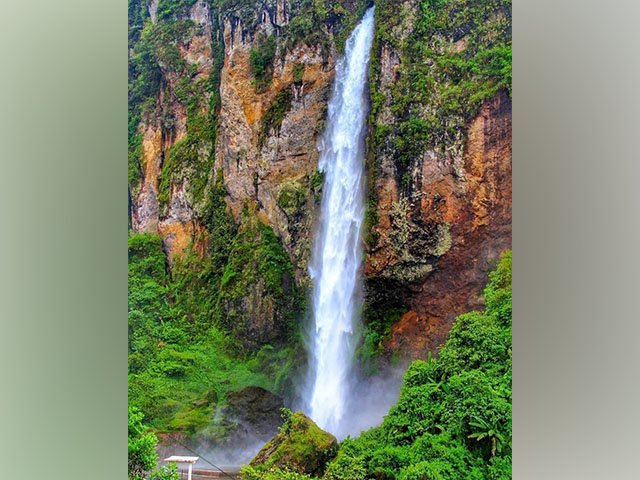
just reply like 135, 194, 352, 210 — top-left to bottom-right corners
250, 32, 278, 92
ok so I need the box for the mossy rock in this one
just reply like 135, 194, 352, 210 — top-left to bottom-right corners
225, 386, 284, 438
215, 210, 301, 350
250, 412, 337, 477
277, 180, 307, 219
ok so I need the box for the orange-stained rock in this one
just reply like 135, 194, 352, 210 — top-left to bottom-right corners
131, 126, 163, 233
376, 91, 512, 358
217, 14, 336, 277
130, 3, 213, 256
158, 220, 194, 264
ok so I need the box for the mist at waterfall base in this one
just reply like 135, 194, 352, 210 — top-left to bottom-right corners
296, 6, 403, 440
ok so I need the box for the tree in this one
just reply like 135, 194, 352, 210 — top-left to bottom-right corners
128, 407, 158, 480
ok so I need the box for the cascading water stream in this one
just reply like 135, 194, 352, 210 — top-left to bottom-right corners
305, 6, 375, 438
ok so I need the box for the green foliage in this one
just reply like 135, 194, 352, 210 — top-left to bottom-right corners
279, 407, 295, 434
128, 0, 225, 201
129, 180, 305, 432
250, 33, 277, 92
326, 251, 513, 479
241, 465, 315, 480
309, 169, 324, 193
128, 233, 171, 355
128, 407, 159, 480
150, 464, 180, 480
437, 312, 510, 378
357, 306, 406, 370
484, 250, 512, 326
171, 3, 225, 217
363, 151, 380, 248
129, 407, 181, 480
157, 0, 198, 21
128, 131, 143, 187
259, 88, 294, 148
129, 19, 193, 113
129, 233, 167, 281
127, 0, 152, 189
277, 170, 324, 223
219, 0, 259, 31
129, 173, 303, 435
128, 11, 197, 192
357, 278, 408, 370
158, 73, 218, 214
215, 209, 303, 349
281, 0, 326, 53
281, 0, 369, 56
278, 180, 307, 220
205, 170, 239, 285
293, 63, 306, 84
370, 0, 511, 191
129, 0, 149, 44
128, 326, 275, 433
127, 229, 297, 435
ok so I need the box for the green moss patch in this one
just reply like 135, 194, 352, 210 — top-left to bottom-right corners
215, 208, 303, 350
250, 33, 277, 92
259, 88, 294, 148
249, 411, 338, 477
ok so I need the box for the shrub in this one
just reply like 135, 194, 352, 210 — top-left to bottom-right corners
259, 88, 293, 148
240, 466, 314, 480
150, 464, 180, 480
128, 407, 158, 480
250, 33, 277, 92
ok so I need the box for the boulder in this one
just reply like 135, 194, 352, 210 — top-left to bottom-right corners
224, 386, 284, 439
250, 411, 337, 477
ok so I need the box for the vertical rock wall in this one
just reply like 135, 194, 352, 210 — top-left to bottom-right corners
364, 0, 512, 358
217, 3, 336, 276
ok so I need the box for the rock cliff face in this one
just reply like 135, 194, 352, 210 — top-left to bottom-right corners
368, 90, 512, 358
217, 3, 335, 276
128, 0, 511, 359
130, 0, 215, 263
360, 0, 512, 359
128, 0, 367, 349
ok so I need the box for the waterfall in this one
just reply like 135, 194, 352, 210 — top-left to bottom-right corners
306, 6, 375, 438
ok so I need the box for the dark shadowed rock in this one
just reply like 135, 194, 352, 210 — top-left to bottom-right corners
224, 386, 284, 439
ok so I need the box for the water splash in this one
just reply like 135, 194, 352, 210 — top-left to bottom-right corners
305, 7, 375, 438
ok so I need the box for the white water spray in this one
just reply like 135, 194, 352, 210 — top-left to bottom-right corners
306, 7, 375, 438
